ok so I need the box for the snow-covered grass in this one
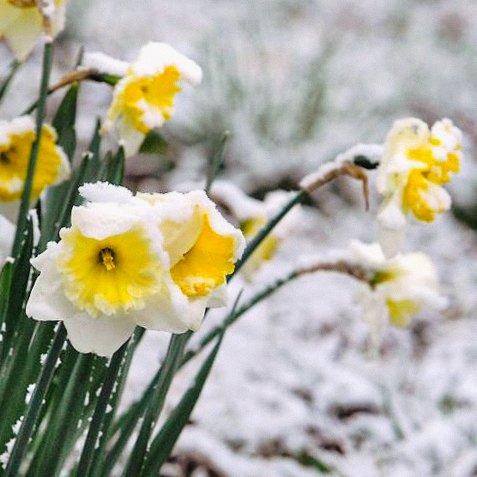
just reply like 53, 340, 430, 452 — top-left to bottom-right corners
124, 194, 477, 476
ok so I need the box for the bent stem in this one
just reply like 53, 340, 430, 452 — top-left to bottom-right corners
183, 260, 370, 365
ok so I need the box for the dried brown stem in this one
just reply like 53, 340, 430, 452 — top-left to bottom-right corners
300, 162, 370, 210
296, 260, 370, 284
48, 69, 95, 93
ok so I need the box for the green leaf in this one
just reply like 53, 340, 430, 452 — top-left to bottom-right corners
52, 83, 78, 161
139, 130, 168, 155
75, 339, 130, 477
205, 130, 229, 193
3, 325, 67, 477
121, 333, 188, 477
0, 261, 14, 334
141, 332, 225, 476
101, 147, 125, 185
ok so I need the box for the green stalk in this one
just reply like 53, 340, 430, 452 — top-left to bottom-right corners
141, 330, 225, 476
12, 42, 54, 258
231, 190, 308, 278
122, 333, 188, 477
76, 341, 129, 477
0, 60, 20, 104
4, 324, 67, 476
181, 271, 298, 366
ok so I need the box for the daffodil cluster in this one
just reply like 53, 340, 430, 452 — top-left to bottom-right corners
0, 116, 70, 221
376, 117, 461, 257
0, 0, 67, 60
90, 42, 202, 156
349, 240, 445, 338
26, 182, 245, 356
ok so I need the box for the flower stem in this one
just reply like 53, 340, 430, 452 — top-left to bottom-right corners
231, 189, 308, 278
12, 41, 54, 258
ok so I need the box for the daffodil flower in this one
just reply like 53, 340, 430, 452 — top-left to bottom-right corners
376, 117, 461, 257
0, 0, 67, 61
349, 240, 445, 342
210, 180, 300, 277
0, 116, 70, 221
135, 188, 246, 311
27, 182, 244, 357
100, 42, 202, 157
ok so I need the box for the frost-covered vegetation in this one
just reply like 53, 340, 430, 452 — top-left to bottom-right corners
0, 1, 476, 476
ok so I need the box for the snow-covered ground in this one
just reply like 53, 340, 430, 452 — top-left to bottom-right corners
125, 191, 477, 477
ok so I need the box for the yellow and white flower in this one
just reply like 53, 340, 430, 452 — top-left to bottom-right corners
135, 188, 246, 315
100, 42, 202, 157
210, 180, 300, 277
0, 0, 67, 61
376, 117, 461, 257
0, 116, 70, 221
26, 182, 244, 357
350, 240, 445, 340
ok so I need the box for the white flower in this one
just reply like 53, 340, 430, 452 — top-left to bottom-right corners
27, 182, 244, 357
99, 42, 202, 157
210, 180, 300, 276
0, 116, 70, 221
0, 0, 67, 60
349, 240, 445, 340
376, 117, 461, 257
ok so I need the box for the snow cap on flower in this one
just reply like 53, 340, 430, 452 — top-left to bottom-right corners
136, 188, 245, 311
376, 117, 461, 257
0, 0, 67, 60
101, 42, 202, 157
0, 116, 70, 221
26, 182, 244, 357
210, 180, 300, 276
349, 240, 445, 341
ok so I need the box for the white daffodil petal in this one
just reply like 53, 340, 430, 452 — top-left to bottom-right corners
27, 243, 77, 322
3, 9, 42, 61
63, 313, 136, 357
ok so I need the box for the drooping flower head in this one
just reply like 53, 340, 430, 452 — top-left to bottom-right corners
100, 42, 202, 156
0, 116, 70, 220
210, 180, 300, 277
0, 0, 67, 60
349, 241, 445, 340
376, 117, 461, 257
27, 182, 244, 357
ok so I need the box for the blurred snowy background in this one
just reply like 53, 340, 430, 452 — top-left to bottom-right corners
3, 0, 477, 475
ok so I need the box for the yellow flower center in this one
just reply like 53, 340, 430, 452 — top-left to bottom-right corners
386, 298, 418, 327
0, 126, 65, 202
402, 138, 460, 222
170, 215, 236, 298
7, 0, 36, 7
118, 66, 181, 134
99, 247, 116, 271
57, 226, 163, 316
